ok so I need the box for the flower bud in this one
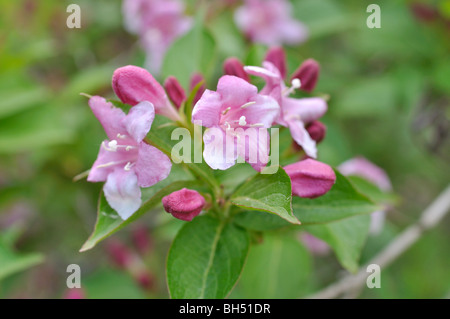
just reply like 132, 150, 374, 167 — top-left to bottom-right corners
223, 57, 250, 82
132, 225, 153, 255
264, 46, 287, 79
306, 121, 326, 144
63, 288, 86, 299
164, 76, 186, 109
162, 188, 205, 221
291, 58, 320, 93
189, 73, 206, 105
112, 65, 180, 121
105, 239, 133, 269
284, 159, 336, 198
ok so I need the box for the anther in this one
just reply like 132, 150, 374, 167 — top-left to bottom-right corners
239, 116, 247, 126
222, 107, 231, 115
240, 101, 256, 109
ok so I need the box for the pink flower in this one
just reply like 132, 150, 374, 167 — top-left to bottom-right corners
245, 54, 327, 158
338, 157, 392, 234
191, 75, 279, 171
284, 158, 336, 198
87, 96, 172, 220
234, 0, 308, 46
112, 65, 180, 121
122, 0, 192, 74
162, 188, 206, 221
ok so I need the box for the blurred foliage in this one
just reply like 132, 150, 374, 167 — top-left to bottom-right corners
0, 0, 448, 298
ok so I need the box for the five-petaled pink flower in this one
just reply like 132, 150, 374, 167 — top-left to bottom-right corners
192, 75, 279, 171
234, 0, 308, 46
87, 96, 172, 220
245, 48, 327, 158
122, 0, 192, 74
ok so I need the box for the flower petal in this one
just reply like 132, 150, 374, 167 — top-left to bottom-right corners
122, 101, 155, 143
104, 169, 142, 220
203, 127, 237, 170
282, 97, 327, 124
288, 120, 317, 158
88, 96, 126, 140
216, 75, 258, 109
236, 127, 270, 172
135, 142, 172, 188
87, 141, 128, 182
191, 89, 222, 128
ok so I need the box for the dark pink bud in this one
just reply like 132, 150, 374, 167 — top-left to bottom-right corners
162, 188, 205, 221
63, 288, 86, 299
265, 47, 287, 79
190, 73, 206, 105
132, 225, 153, 255
112, 65, 179, 121
135, 271, 155, 290
223, 57, 250, 82
291, 59, 320, 93
410, 3, 438, 23
105, 239, 133, 268
164, 76, 186, 109
284, 159, 336, 198
306, 121, 326, 144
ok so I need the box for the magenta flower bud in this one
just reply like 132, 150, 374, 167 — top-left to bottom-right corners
112, 65, 180, 121
135, 271, 155, 290
306, 121, 327, 144
223, 57, 250, 82
132, 225, 153, 255
291, 59, 320, 93
105, 239, 133, 269
284, 159, 336, 198
162, 188, 205, 221
410, 3, 438, 23
164, 76, 186, 109
63, 288, 86, 299
189, 73, 206, 105
264, 47, 287, 79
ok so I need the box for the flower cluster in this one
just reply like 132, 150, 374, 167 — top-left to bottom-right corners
86, 46, 335, 222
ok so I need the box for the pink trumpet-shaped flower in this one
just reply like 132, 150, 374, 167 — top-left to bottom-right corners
245, 60, 327, 158
284, 158, 336, 198
122, 0, 192, 74
234, 0, 308, 46
87, 96, 172, 220
162, 188, 205, 221
192, 75, 279, 171
112, 65, 180, 121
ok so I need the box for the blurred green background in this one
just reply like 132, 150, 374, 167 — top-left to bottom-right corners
0, 0, 448, 298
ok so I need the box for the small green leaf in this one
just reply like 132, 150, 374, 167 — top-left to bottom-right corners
347, 176, 399, 206
237, 232, 312, 298
302, 215, 371, 273
234, 211, 291, 231
293, 171, 378, 225
80, 165, 198, 252
167, 216, 249, 299
230, 167, 300, 225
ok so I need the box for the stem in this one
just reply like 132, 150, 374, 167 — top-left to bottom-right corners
307, 184, 450, 299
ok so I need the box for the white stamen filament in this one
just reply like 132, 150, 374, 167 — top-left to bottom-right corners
225, 122, 231, 130
240, 101, 256, 109
250, 123, 265, 127
95, 160, 129, 169
117, 133, 127, 139
102, 140, 137, 152
283, 79, 302, 96
124, 162, 134, 171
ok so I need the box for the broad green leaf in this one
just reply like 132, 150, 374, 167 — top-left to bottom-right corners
302, 215, 371, 273
167, 216, 249, 299
162, 15, 216, 88
214, 163, 257, 196
233, 211, 291, 231
0, 238, 44, 281
0, 86, 49, 119
230, 167, 300, 225
293, 171, 378, 225
347, 176, 399, 206
80, 165, 198, 252
237, 233, 312, 298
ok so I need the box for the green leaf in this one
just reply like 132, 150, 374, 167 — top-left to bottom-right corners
302, 215, 371, 273
80, 165, 198, 252
347, 176, 399, 206
233, 211, 291, 231
167, 216, 249, 299
0, 237, 44, 281
237, 232, 312, 298
293, 171, 378, 225
162, 15, 216, 88
0, 86, 49, 119
230, 167, 300, 225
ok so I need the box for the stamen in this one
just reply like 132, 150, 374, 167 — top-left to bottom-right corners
225, 122, 231, 130
250, 123, 265, 127
283, 79, 302, 96
239, 116, 247, 126
117, 133, 127, 139
222, 107, 231, 115
124, 162, 134, 171
102, 140, 118, 152
95, 160, 128, 169
240, 101, 256, 109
